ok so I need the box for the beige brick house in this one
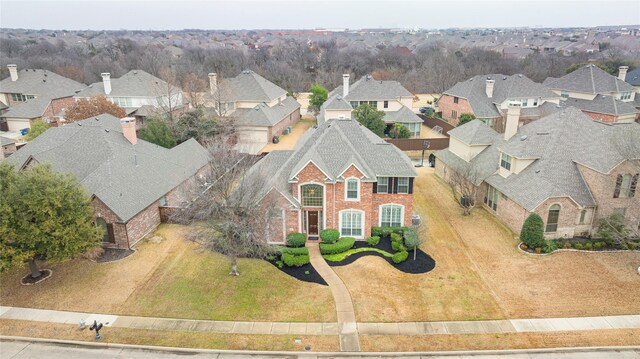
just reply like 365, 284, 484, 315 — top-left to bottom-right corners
5, 114, 210, 249
248, 117, 417, 242
435, 105, 640, 239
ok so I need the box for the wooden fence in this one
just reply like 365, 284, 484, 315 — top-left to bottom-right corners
418, 114, 455, 135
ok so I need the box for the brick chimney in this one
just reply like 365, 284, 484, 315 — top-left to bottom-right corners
120, 117, 137, 145
7, 64, 18, 82
101, 73, 112, 95
485, 79, 495, 98
504, 102, 521, 141
208, 73, 217, 95
618, 66, 629, 81
343, 74, 350, 98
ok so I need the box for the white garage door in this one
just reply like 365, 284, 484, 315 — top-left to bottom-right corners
236, 127, 269, 154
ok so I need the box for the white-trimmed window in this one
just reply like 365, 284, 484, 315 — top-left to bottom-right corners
113, 97, 133, 107
533, 98, 539, 106
345, 178, 360, 201
561, 91, 569, 98
302, 184, 323, 207
377, 177, 389, 193
380, 204, 403, 227
621, 92, 632, 101
397, 177, 409, 194
340, 210, 363, 237
500, 153, 512, 171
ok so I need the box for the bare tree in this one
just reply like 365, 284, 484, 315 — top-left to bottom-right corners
155, 66, 185, 122
174, 138, 276, 276
445, 164, 482, 216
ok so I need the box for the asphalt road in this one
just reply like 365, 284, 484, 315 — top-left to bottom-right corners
1, 340, 640, 359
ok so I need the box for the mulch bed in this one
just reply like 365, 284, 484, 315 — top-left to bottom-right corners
326, 240, 436, 274
96, 248, 135, 263
21, 269, 52, 285
265, 259, 327, 286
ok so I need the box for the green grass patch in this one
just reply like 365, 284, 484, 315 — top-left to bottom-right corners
323, 247, 393, 262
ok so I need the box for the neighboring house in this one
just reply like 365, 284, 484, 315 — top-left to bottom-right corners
248, 117, 417, 242
204, 70, 301, 154
5, 114, 210, 249
75, 70, 184, 127
561, 96, 639, 124
0, 136, 17, 159
0, 65, 85, 131
438, 73, 561, 128
435, 105, 640, 239
624, 67, 640, 110
319, 74, 423, 138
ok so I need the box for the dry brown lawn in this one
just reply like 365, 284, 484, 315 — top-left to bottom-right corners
261, 117, 315, 153
335, 167, 640, 322
0, 319, 339, 352
360, 329, 640, 351
0, 225, 335, 322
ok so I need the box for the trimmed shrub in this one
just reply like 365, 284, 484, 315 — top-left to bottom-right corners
563, 241, 572, 249
279, 246, 309, 256
281, 252, 310, 267
320, 229, 340, 244
371, 226, 408, 237
286, 232, 306, 248
584, 242, 593, 250
403, 228, 420, 249
542, 240, 558, 253
320, 237, 355, 255
367, 236, 380, 246
574, 243, 584, 250
391, 240, 407, 252
594, 241, 605, 249
392, 251, 409, 264
520, 213, 545, 249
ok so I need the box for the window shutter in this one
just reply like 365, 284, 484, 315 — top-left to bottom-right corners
613, 174, 623, 198
373, 181, 377, 193
630, 173, 639, 198
408, 178, 414, 194
393, 177, 399, 194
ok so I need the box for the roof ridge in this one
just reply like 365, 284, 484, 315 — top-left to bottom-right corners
589, 65, 596, 94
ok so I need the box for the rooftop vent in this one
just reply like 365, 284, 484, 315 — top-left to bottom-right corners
105, 129, 110, 132
503, 76, 507, 80
536, 132, 549, 135
77, 122, 82, 126
337, 95, 342, 100
520, 135, 528, 141
518, 74, 522, 78
95, 117, 99, 121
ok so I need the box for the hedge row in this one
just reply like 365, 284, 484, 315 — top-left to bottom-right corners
276, 246, 309, 256
371, 226, 409, 237
320, 237, 355, 254
282, 252, 310, 267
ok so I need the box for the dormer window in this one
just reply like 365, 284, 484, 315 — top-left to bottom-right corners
620, 92, 632, 101
533, 98, 539, 106
561, 91, 569, 99
500, 153, 512, 171
345, 178, 360, 201
383, 100, 389, 109
521, 99, 528, 107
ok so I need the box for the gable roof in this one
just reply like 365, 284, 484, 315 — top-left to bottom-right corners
6, 114, 210, 222
444, 74, 557, 118
221, 70, 287, 102
233, 96, 300, 127
382, 106, 423, 124
1, 96, 52, 119
436, 107, 640, 211
251, 118, 416, 207
76, 70, 179, 98
343, 75, 413, 101
543, 64, 634, 94
562, 95, 639, 117
0, 68, 85, 99
1, 136, 16, 146
448, 119, 498, 145
625, 67, 640, 86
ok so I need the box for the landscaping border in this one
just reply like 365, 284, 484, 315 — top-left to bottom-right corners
516, 242, 640, 256
325, 241, 436, 274
265, 259, 327, 286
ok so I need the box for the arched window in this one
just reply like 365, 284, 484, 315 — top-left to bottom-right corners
380, 204, 404, 227
546, 204, 560, 233
96, 217, 110, 243
302, 184, 323, 207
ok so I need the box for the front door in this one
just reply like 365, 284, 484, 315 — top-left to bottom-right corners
308, 211, 319, 236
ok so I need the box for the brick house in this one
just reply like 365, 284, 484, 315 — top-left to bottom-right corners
5, 114, 210, 249
318, 74, 423, 138
203, 70, 301, 154
0, 136, 17, 159
438, 73, 561, 128
544, 64, 638, 124
435, 105, 640, 239
248, 117, 417, 242
0, 65, 85, 131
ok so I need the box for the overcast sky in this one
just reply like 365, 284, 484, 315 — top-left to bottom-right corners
0, 0, 638, 30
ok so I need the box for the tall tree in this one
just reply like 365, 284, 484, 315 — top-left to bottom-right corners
65, 96, 126, 123
138, 118, 177, 148
353, 104, 386, 137
0, 163, 102, 278
309, 83, 328, 113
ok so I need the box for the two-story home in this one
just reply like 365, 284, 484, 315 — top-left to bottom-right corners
435, 104, 640, 239
438, 73, 561, 128
75, 70, 184, 127
319, 74, 423, 138
5, 114, 210, 249
247, 117, 417, 242
544, 65, 638, 124
0, 65, 85, 131
205, 70, 301, 154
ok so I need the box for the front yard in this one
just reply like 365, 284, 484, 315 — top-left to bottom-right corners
334, 167, 640, 322
0, 225, 335, 322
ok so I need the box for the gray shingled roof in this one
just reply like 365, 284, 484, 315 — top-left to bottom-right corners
0, 68, 85, 99
444, 74, 558, 118
382, 106, 423, 124
344, 75, 413, 101
252, 118, 416, 208
76, 70, 180, 98
1, 136, 16, 146
221, 70, 287, 102
1, 97, 51, 119
562, 95, 639, 116
6, 114, 210, 222
233, 96, 300, 127
625, 68, 640, 86
436, 107, 640, 211
544, 64, 634, 94
324, 95, 352, 110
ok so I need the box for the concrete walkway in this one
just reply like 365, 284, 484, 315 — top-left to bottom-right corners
307, 242, 361, 352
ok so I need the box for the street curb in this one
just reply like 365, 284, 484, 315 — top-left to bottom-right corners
2, 335, 640, 357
